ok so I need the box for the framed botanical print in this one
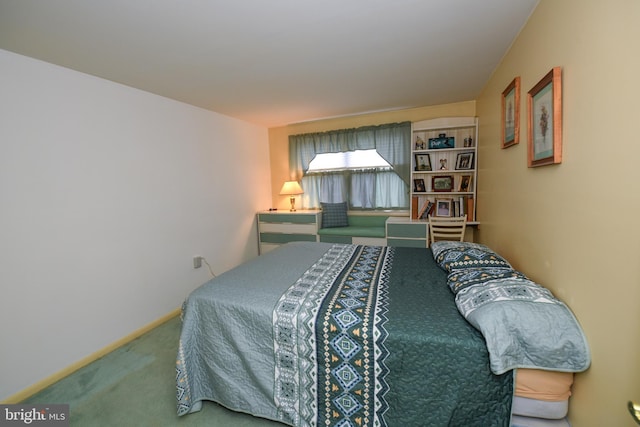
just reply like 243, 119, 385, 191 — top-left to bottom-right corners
528, 67, 563, 167
502, 77, 520, 148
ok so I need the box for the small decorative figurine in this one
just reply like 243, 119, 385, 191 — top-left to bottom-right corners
440, 159, 447, 170
464, 136, 474, 147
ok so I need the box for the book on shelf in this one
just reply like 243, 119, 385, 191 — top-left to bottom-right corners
411, 196, 419, 219
466, 197, 474, 221
418, 199, 434, 219
452, 199, 460, 217
450, 196, 470, 219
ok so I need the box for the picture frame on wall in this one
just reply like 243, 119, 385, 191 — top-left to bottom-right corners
414, 153, 432, 171
455, 152, 474, 170
528, 67, 563, 167
502, 76, 520, 148
432, 175, 453, 192
435, 199, 452, 217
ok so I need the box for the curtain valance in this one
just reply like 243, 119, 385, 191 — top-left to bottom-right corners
288, 121, 411, 185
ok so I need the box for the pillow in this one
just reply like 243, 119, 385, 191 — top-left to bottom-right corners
456, 279, 591, 375
447, 267, 528, 294
320, 202, 349, 228
431, 241, 512, 272
515, 369, 574, 402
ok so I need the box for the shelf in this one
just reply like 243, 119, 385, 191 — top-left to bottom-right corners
413, 170, 473, 175
414, 147, 475, 153
414, 192, 474, 196
411, 116, 477, 131
411, 117, 478, 221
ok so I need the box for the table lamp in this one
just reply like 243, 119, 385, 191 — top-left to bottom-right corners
279, 181, 304, 211
630, 401, 640, 425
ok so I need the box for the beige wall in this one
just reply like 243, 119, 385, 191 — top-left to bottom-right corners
268, 101, 476, 209
268, 1, 640, 425
476, 0, 640, 425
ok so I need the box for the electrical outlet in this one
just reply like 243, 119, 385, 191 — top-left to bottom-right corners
193, 256, 203, 269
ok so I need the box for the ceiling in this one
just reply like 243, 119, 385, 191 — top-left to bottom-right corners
0, 0, 538, 127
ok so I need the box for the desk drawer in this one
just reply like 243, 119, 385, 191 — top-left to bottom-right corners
259, 233, 317, 244
259, 223, 317, 234
387, 223, 427, 238
352, 237, 387, 246
387, 238, 427, 248
258, 213, 317, 224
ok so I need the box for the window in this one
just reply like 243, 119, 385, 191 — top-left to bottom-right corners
302, 150, 407, 209
289, 122, 411, 210
307, 149, 392, 172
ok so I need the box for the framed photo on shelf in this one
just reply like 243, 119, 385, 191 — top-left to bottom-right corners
435, 199, 452, 217
432, 175, 453, 192
414, 153, 432, 171
455, 152, 474, 170
413, 178, 426, 193
528, 67, 562, 167
458, 175, 473, 192
502, 76, 520, 148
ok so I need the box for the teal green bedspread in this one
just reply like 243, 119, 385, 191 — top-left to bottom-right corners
372, 246, 513, 425
177, 242, 513, 426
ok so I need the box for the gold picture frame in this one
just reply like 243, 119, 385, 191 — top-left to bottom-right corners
527, 67, 562, 167
502, 77, 520, 148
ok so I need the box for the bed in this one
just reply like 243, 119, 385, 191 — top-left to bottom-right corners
176, 241, 590, 426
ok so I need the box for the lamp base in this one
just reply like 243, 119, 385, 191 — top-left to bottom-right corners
289, 196, 296, 212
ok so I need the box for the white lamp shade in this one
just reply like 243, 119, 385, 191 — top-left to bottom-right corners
279, 181, 304, 195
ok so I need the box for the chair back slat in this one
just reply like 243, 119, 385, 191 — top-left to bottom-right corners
428, 215, 467, 245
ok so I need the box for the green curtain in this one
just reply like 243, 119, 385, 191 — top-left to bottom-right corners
288, 122, 411, 185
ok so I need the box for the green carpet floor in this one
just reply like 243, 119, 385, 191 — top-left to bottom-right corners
23, 316, 283, 427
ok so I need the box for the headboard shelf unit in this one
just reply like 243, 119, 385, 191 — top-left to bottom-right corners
411, 117, 478, 221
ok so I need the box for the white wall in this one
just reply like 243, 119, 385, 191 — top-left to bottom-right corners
0, 49, 272, 400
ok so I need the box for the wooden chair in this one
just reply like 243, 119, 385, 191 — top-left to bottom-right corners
428, 215, 467, 245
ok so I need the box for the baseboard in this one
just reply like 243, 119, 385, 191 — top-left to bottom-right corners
2, 308, 181, 404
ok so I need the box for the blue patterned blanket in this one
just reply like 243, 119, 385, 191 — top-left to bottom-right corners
177, 242, 513, 426
431, 241, 591, 375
